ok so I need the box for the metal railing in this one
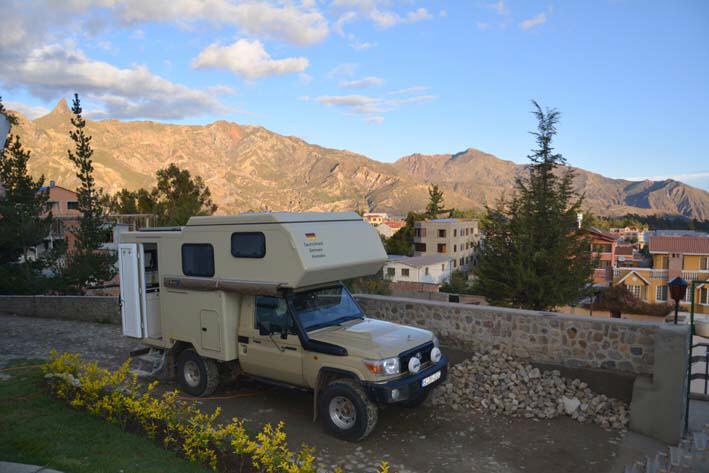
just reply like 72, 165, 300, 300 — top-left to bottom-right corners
682, 270, 709, 282
690, 343, 709, 397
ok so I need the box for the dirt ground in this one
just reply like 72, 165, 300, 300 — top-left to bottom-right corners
0, 313, 669, 473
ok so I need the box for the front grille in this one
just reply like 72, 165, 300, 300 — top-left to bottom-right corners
399, 342, 434, 373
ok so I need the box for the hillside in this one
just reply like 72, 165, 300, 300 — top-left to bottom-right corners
8, 99, 709, 220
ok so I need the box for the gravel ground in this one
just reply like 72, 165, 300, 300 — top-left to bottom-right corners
0, 312, 667, 473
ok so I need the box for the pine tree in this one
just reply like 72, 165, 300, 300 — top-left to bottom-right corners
425, 184, 447, 218
63, 94, 116, 291
0, 97, 58, 293
472, 102, 592, 310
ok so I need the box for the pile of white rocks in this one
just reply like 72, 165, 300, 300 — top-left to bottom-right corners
431, 350, 630, 430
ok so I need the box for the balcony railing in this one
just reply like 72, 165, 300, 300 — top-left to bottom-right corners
682, 270, 709, 282
612, 267, 667, 281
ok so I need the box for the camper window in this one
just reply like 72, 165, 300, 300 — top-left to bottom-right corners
231, 232, 266, 258
181, 243, 215, 277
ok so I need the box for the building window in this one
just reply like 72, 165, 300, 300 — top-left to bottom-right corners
425, 267, 429, 275
438, 229, 446, 238
453, 229, 457, 237
701, 288, 709, 305
453, 244, 457, 252
231, 232, 265, 258
701, 257, 709, 271
401, 268, 410, 277
459, 257, 464, 266
627, 285, 643, 300
437, 243, 446, 253
182, 243, 215, 277
441, 264, 445, 271
452, 260, 457, 268
656, 285, 668, 302
386, 267, 395, 277
414, 228, 422, 238
414, 243, 427, 252
67, 201, 79, 210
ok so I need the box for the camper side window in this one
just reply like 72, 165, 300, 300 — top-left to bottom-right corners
231, 232, 266, 258
181, 244, 215, 277
255, 296, 294, 334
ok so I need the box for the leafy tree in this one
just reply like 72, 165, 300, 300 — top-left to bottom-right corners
440, 270, 473, 295
383, 211, 422, 256
62, 94, 116, 291
107, 165, 216, 226
0, 98, 59, 293
425, 184, 447, 218
472, 102, 592, 310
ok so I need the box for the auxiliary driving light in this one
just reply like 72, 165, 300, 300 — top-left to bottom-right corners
391, 388, 400, 400
408, 356, 421, 373
430, 347, 442, 363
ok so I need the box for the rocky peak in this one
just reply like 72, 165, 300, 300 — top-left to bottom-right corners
33, 97, 72, 128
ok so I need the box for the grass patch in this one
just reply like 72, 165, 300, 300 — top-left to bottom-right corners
0, 359, 208, 473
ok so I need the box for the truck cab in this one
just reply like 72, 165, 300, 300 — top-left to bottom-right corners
118, 212, 447, 441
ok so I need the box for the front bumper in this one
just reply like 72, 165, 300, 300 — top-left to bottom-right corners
363, 355, 448, 404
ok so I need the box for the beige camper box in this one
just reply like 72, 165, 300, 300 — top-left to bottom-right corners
118, 212, 447, 441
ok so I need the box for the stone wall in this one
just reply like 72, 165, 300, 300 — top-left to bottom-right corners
355, 294, 684, 376
0, 295, 120, 324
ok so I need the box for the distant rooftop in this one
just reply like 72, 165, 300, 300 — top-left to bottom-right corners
388, 254, 452, 268
649, 236, 709, 255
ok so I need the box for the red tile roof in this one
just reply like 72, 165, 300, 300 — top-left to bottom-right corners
384, 220, 405, 229
587, 227, 619, 242
615, 245, 634, 256
649, 236, 709, 254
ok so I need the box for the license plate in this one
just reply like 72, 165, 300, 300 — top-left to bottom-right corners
421, 370, 441, 387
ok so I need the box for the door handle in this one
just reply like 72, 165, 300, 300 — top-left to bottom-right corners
284, 346, 297, 351
252, 339, 262, 344
201, 327, 207, 332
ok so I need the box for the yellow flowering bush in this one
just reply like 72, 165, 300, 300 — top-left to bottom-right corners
43, 350, 392, 473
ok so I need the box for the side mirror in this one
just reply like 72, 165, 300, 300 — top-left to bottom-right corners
280, 325, 288, 340
258, 321, 272, 336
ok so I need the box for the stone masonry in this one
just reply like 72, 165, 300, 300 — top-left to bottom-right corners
356, 294, 664, 375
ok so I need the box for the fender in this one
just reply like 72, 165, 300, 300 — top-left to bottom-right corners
312, 367, 360, 422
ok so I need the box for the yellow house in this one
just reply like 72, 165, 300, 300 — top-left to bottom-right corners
613, 236, 709, 314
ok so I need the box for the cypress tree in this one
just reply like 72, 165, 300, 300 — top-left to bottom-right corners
473, 102, 592, 310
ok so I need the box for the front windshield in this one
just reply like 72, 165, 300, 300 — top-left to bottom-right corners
290, 285, 363, 332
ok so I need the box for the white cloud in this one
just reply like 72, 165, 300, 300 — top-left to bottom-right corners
333, 11, 357, 36
370, 7, 432, 28
3, 101, 50, 120
0, 43, 227, 120
299, 73, 314, 84
387, 86, 429, 96
316, 87, 436, 122
327, 63, 358, 78
192, 39, 309, 80
331, 1, 432, 31
488, 0, 508, 16
113, 0, 329, 46
130, 29, 145, 40
350, 40, 376, 50
340, 76, 384, 89
520, 13, 546, 30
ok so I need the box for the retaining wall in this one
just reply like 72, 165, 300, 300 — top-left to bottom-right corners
0, 295, 120, 324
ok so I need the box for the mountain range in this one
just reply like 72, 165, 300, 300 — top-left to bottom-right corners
8, 99, 709, 220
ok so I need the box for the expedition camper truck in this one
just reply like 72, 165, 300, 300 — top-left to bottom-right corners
118, 212, 448, 440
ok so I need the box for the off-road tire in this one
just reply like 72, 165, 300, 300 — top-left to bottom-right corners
319, 378, 378, 441
176, 349, 219, 397
399, 391, 428, 408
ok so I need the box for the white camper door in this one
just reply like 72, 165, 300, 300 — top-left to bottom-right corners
119, 243, 143, 338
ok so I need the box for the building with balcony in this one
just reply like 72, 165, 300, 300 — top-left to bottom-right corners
412, 218, 479, 271
613, 235, 709, 313
362, 212, 388, 225
588, 228, 619, 286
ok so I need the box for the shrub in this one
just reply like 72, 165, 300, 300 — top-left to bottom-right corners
44, 351, 391, 473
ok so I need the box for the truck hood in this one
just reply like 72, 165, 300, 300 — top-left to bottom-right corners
308, 318, 433, 359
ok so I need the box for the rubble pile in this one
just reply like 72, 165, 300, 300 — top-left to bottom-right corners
431, 350, 629, 429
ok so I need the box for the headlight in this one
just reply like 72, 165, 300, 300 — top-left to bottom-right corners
430, 347, 442, 363
363, 357, 400, 375
432, 335, 440, 348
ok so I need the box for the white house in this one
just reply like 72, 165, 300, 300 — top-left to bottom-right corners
383, 254, 453, 285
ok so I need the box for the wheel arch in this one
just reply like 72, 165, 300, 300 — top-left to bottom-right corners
312, 367, 361, 422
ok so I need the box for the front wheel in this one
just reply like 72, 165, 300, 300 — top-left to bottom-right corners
319, 379, 378, 441
176, 349, 219, 397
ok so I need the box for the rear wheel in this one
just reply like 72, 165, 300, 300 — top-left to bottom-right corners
176, 349, 219, 397
319, 379, 378, 441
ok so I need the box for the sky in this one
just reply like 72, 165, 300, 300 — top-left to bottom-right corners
1, 0, 708, 190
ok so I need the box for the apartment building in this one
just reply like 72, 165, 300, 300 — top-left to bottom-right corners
613, 235, 709, 314
412, 218, 479, 271
588, 228, 619, 286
